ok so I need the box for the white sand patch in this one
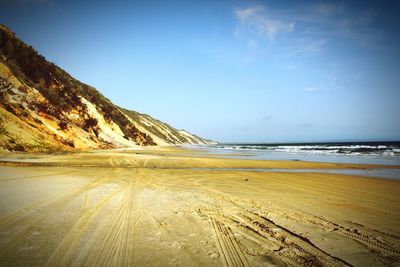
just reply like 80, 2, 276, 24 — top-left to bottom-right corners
80, 97, 137, 147
178, 130, 206, 144
0, 62, 22, 88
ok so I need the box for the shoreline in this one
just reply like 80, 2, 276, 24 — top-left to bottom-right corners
1, 147, 400, 170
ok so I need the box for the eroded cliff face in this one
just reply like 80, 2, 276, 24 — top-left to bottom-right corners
0, 24, 213, 152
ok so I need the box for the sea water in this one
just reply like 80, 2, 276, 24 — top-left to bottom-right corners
197, 141, 400, 165
188, 141, 400, 179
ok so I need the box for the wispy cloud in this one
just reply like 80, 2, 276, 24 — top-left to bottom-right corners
234, 2, 380, 58
300, 123, 313, 128
304, 87, 319, 92
307, 2, 345, 18
262, 115, 274, 121
235, 6, 294, 39
285, 38, 327, 58
299, 3, 379, 46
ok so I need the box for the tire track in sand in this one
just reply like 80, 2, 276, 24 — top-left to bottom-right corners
209, 210, 249, 267
0, 170, 74, 183
0, 174, 117, 262
44, 184, 127, 267
198, 187, 351, 267
80, 169, 139, 267
0, 173, 111, 230
243, 201, 400, 259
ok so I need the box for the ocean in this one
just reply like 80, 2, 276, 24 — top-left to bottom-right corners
190, 141, 400, 179
200, 141, 400, 165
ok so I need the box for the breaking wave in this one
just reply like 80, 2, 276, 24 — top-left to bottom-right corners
212, 142, 400, 157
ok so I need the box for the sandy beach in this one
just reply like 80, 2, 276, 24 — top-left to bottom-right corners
0, 147, 399, 266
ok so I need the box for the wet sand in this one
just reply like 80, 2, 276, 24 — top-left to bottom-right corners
0, 147, 399, 266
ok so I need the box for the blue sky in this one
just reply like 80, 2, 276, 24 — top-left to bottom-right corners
1, 0, 400, 142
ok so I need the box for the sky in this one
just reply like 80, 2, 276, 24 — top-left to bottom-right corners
1, 0, 400, 143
